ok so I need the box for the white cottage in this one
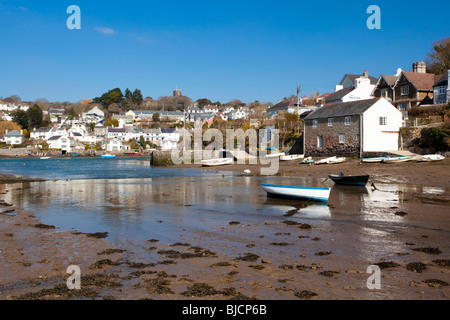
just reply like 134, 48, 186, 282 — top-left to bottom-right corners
4, 130, 25, 145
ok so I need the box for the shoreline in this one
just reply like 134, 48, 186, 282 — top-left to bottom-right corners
1, 158, 449, 300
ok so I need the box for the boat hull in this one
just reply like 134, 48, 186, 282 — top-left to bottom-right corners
329, 174, 369, 187
417, 155, 445, 162
201, 158, 233, 167
361, 157, 387, 163
315, 156, 346, 165
382, 156, 415, 163
280, 154, 305, 161
261, 183, 331, 202
101, 155, 116, 158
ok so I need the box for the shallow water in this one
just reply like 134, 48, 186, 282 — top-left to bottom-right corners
3, 172, 450, 263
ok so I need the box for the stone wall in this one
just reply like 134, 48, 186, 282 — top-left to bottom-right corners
305, 115, 361, 157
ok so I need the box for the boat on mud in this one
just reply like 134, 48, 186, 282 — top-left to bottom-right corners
201, 158, 234, 167
261, 183, 331, 202
329, 173, 370, 187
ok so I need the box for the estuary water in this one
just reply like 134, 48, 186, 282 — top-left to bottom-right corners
1, 157, 450, 261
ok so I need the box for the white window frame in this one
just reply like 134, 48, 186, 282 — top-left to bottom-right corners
328, 118, 334, 127
344, 116, 351, 126
312, 119, 318, 128
379, 117, 387, 126
339, 133, 345, 144
401, 86, 409, 96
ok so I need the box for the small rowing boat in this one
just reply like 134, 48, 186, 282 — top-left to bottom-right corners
301, 157, 314, 164
417, 154, 445, 162
261, 183, 331, 202
315, 156, 346, 165
382, 155, 416, 163
329, 174, 370, 187
101, 154, 116, 159
361, 156, 388, 163
263, 152, 285, 159
280, 154, 305, 161
40, 157, 51, 160
201, 158, 233, 167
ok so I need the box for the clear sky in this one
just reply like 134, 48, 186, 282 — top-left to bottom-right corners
0, 0, 449, 104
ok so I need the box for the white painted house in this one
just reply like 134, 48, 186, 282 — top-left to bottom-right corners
3, 130, 25, 145
47, 136, 72, 153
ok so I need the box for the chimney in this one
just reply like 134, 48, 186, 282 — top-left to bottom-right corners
413, 61, 427, 73
363, 70, 369, 78
334, 85, 344, 92
396, 68, 402, 76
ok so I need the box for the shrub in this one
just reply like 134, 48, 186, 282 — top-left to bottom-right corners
420, 127, 450, 150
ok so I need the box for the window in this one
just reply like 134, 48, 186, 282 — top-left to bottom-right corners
379, 117, 387, 126
398, 103, 408, 111
328, 118, 334, 127
344, 116, 351, 126
339, 134, 345, 144
312, 119, 318, 128
381, 89, 387, 98
439, 86, 446, 94
401, 86, 409, 96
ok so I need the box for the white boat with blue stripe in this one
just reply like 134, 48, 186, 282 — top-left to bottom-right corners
261, 183, 331, 202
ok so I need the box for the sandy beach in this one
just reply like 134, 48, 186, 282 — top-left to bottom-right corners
0, 158, 449, 300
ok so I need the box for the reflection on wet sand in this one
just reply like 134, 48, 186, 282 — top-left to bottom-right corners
2, 174, 450, 300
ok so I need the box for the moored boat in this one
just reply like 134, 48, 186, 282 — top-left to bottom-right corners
329, 174, 370, 187
361, 156, 388, 163
201, 158, 233, 167
40, 157, 51, 160
301, 157, 314, 164
417, 154, 445, 162
382, 155, 416, 163
263, 152, 285, 159
315, 156, 346, 165
261, 183, 331, 202
101, 154, 116, 158
280, 154, 305, 161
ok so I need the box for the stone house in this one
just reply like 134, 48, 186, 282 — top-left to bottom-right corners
303, 98, 402, 157
372, 69, 402, 102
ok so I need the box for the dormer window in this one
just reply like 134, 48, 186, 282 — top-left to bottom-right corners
401, 86, 409, 96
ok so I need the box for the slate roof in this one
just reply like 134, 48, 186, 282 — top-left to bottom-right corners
304, 99, 379, 120
5, 130, 24, 137
47, 135, 63, 141
434, 71, 448, 87
341, 74, 378, 86
34, 127, 52, 133
324, 87, 354, 103
380, 75, 399, 87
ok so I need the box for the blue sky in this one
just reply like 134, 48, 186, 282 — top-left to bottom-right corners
0, 0, 449, 104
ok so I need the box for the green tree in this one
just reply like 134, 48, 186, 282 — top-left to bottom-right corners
197, 98, 212, 108
131, 89, 143, 105
12, 109, 29, 129
93, 88, 124, 109
104, 118, 119, 128
26, 104, 44, 129
153, 113, 160, 122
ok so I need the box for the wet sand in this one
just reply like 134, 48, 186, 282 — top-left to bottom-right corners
0, 159, 449, 300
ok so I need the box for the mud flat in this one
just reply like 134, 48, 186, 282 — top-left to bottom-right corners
0, 159, 449, 300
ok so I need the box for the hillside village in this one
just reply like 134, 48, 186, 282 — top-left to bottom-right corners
1, 59, 449, 157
